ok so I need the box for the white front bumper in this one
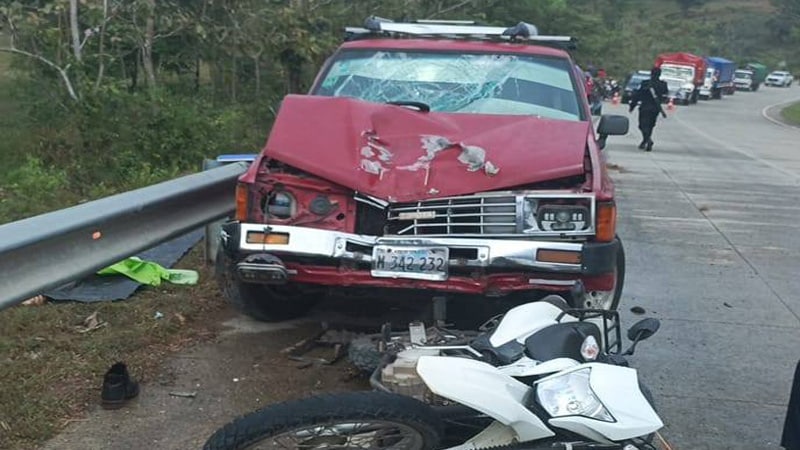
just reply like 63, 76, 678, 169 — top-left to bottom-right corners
228, 223, 587, 273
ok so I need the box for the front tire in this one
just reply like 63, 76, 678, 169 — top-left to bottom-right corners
215, 249, 318, 321
203, 391, 444, 450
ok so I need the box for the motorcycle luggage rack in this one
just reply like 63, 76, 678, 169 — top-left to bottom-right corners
557, 309, 622, 356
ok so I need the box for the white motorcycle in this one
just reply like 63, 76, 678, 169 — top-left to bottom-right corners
204, 297, 667, 450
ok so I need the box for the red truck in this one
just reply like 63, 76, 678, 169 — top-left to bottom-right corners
217, 19, 630, 321
654, 52, 707, 105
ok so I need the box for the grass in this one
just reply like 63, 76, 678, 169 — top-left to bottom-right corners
0, 246, 229, 450
781, 102, 800, 126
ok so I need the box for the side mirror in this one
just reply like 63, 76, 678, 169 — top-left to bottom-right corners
622, 318, 660, 356
627, 318, 660, 342
596, 114, 629, 150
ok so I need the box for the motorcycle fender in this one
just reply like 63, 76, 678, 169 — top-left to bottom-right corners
489, 301, 574, 347
417, 356, 555, 442
543, 363, 663, 441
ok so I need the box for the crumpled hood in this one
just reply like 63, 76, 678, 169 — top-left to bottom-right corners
264, 95, 590, 202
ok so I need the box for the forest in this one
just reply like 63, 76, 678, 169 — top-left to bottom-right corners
0, 0, 798, 223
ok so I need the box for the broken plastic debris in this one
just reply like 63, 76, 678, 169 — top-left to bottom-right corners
154, 311, 164, 320
232, 378, 240, 383
168, 391, 197, 398
21, 295, 46, 306
76, 311, 107, 333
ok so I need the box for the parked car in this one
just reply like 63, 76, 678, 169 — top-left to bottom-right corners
621, 70, 650, 103
766, 71, 794, 87
216, 18, 630, 322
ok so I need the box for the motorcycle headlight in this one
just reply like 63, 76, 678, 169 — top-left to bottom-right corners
265, 191, 296, 220
535, 368, 614, 422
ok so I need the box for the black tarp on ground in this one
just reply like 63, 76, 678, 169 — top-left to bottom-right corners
45, 229, 205, 302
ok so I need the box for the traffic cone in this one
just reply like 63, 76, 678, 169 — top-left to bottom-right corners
612, 92, 620, 105
667, 98, 675, 111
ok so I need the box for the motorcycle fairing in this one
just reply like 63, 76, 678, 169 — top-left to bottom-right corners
416, 356, 555, 442
540, 363, 663, 441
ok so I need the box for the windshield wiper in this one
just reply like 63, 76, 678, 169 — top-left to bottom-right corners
386, 100, 430, 112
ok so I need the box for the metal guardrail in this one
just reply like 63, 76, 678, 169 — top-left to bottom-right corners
0, 162, 249, 311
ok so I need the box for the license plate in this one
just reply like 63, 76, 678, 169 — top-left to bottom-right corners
371, 246, 449, 281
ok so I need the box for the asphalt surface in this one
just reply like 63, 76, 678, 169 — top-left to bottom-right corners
605, 86, 800, 449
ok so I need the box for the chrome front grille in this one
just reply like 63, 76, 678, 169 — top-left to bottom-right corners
385, 193, 596, 238
387, 195, 517, 236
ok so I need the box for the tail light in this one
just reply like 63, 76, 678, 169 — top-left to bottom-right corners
235, 183, 249, 221
596, 201, 616, 242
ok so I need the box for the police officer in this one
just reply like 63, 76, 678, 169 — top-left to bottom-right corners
628, 67, 668, 151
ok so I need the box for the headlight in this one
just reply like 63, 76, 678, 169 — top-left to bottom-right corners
522, 199, 593, 234
536, 205, 589, 232
265, 191, 296, 219
535, 368, 614, 422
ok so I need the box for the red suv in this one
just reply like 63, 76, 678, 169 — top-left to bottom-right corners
217, 19, 630, 321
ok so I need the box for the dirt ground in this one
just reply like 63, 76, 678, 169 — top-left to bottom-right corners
40, 311, 371, 450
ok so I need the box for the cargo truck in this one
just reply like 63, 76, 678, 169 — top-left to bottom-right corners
734, 63, 767, 91
700, 57, 736, 99
654, 52, 707, 105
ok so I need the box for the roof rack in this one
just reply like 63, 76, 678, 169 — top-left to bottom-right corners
345, 16, 576, 49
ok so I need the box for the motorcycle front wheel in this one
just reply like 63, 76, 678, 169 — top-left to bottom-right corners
203, 391, 444, 450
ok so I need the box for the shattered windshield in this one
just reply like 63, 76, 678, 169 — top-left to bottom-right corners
314, 50, 582, 122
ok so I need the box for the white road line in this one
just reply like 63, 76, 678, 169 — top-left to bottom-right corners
760, 96, 800, 131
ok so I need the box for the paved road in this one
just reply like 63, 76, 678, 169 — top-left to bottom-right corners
605, 86, 800, 449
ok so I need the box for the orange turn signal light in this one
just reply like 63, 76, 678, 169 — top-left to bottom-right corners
596, 202, 617, 243
235, 183, 249, 222
537, 249, 582, 265
246, 232, 290, 245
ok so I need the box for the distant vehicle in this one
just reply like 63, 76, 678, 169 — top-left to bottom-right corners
654, 52, 707, 105
699, 57, 736, 100
734, 70, 756, 91
765, 71, 794, 87
743, 63, 768, 90
621, 70, 650, 103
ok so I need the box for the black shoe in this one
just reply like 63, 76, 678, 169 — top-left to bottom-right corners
646, 141, 653, 152
638, 141, 646, 150
101, 362, 139, 409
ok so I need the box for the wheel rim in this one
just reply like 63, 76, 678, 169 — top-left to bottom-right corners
245, 420, 426, 449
